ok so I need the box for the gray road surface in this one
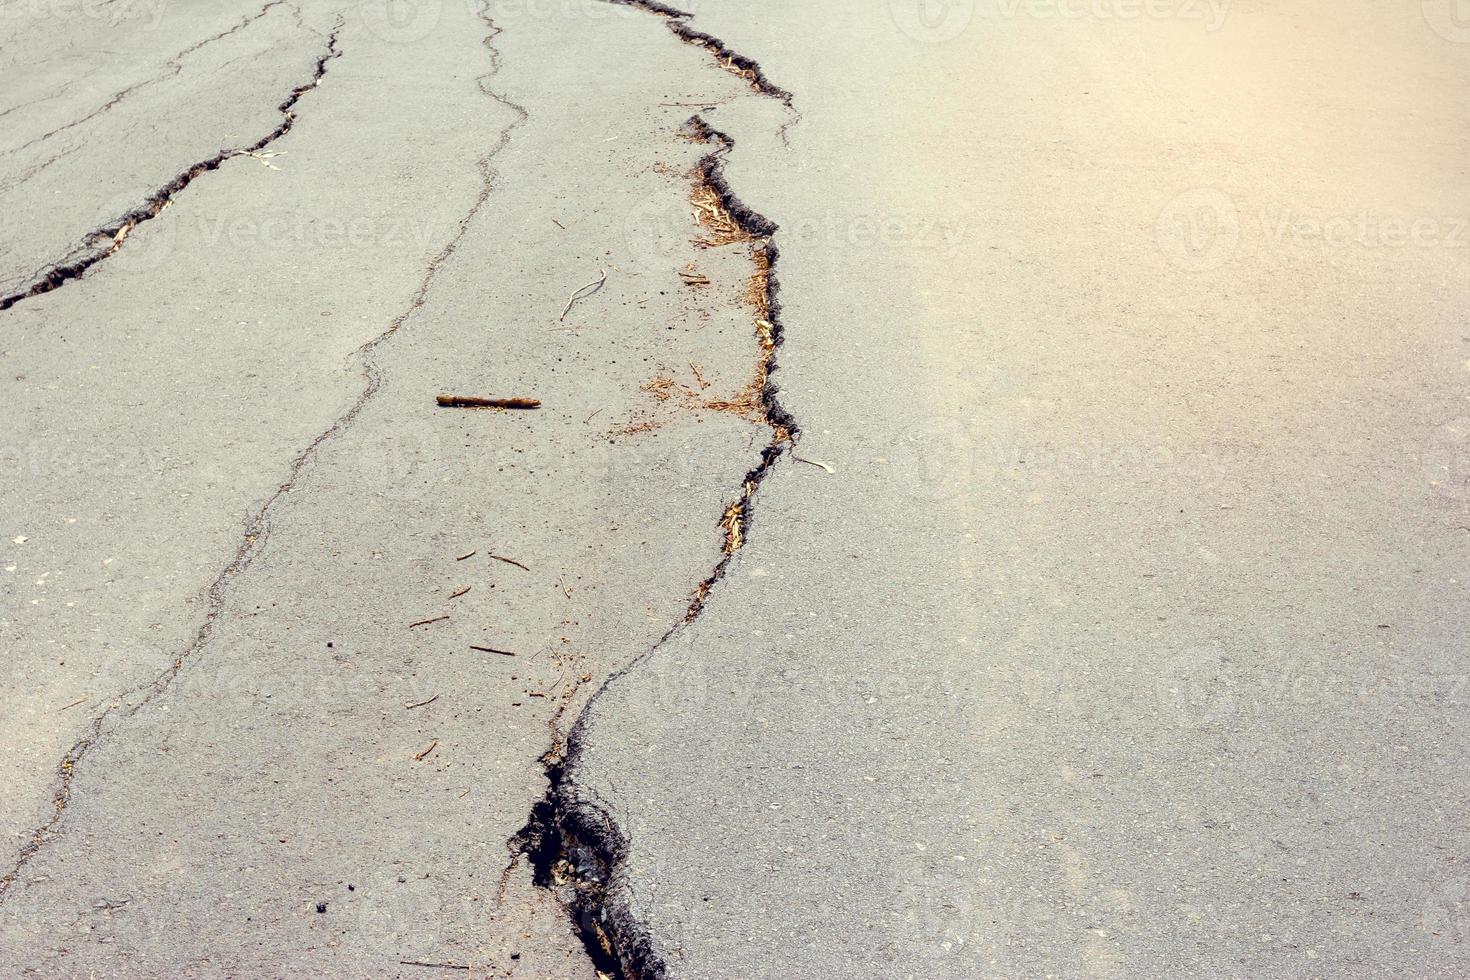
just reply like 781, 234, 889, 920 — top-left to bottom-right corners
2, 0, 1469, 978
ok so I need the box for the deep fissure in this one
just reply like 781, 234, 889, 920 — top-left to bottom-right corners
511, 78, 799, 980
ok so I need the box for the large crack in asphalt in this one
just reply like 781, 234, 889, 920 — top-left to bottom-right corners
0, 7, 334, 313
0, 6, 528, 905
3, 0, 295, 162
607, 0, 800, 142
507, 16, 799, 974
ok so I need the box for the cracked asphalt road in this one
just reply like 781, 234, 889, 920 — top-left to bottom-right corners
3, 0, 1470, 977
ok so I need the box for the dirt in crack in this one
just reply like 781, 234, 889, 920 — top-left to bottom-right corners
0, 13, 341, 313
509, 114, 799, 980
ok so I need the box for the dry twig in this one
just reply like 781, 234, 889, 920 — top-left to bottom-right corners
437, 395, 540, 409
399, 962, 469, 972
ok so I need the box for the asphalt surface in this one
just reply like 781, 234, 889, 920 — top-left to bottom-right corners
3, 1, 1470, 978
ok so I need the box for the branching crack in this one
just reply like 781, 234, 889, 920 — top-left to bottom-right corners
508, 35, 799, 980
0, 7, 526, 905
0, 7, 333, 313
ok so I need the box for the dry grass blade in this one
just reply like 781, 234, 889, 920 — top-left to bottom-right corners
560, 268, 607, 321
690, 183, 747, 246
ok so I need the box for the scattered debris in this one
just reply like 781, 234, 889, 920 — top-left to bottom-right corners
560, 268, 607, 321
609, 416, 660, 437
408, 615, 450, 629
689, 360, 710, 389
449, 586, 471, 600
793, 455, 834, 473
640, 376, 680, 402
413, 740, 439, 762
405, 695, 439, 710
678, 263, 710, 287
470, 645, 517, 656
436, 395, 541, 409
489, 553, 530, 571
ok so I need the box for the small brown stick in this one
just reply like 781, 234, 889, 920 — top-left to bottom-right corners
559, 268, 607, 321
408, 615, 449, 629
449, 586, 471, 600
455, 550, 476, 561
551, 217, 566, 230
399, 962, 469, 972
57, 697, 87, 712
470, 645, 517, 656
689, 361, 710, 389
489, 553, 530, 571
437, 395, 540, 409
583, 407, 604, 424
413, 740, 439, 761
405, 695, 439, 709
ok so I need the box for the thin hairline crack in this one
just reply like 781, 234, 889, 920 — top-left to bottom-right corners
0, 7, 527, 904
